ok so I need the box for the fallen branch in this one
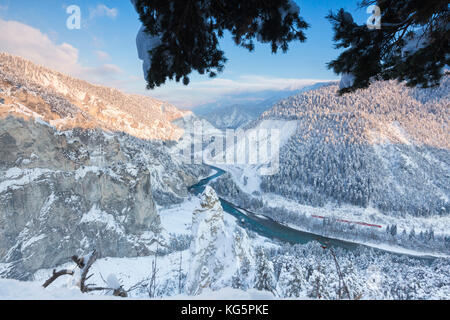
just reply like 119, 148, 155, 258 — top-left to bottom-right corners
42, 249, 127, 297
42, 269, 74, 288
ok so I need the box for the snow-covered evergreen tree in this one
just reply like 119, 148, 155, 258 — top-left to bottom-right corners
327, 1, 449, 94
254, 248, 275, 294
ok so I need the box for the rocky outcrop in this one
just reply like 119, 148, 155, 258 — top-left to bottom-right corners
0, 117, 162, 279
186, 186, 253, 295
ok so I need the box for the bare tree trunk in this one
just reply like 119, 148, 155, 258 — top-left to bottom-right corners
328, 247, 351, 300
113, 288, 128, 297
148, 247, 159, 298
79, 250, 99, 293
178, 251, 183, 294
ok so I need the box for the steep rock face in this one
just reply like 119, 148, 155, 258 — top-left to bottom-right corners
186, 186, 253, 295
0, 53, 210, 206
195, 104, 263, 130
0, 117, 161, 279
0, 53, 212, 280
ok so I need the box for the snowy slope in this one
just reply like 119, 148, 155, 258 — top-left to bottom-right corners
220, 78, 450, 218
0, 53, 190, 141
0, 278, 275, 300
0, 279, 117, 300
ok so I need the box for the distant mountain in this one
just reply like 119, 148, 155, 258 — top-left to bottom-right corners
193, 82, 332, 129
194, 103, 261, 130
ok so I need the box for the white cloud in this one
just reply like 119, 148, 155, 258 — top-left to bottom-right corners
0, 19, 331, 110
0, 19, 79, 73
86, 64, 123, 76
148, 75, 333, 108
94, 50, 110, 61
89, 4, 118, 20
0, 18, 123, 85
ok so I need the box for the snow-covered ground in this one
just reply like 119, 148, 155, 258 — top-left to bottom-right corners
0, 278, 275, 300
264, 193, 450, 237
33, 250, 191, 298
25, 195, 278, 299
359, 242, 449, 259
0, 278, 119, 300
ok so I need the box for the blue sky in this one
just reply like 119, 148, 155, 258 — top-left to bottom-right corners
0, 0, 369, 108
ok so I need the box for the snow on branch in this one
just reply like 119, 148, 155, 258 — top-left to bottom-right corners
42, 249, 128, 298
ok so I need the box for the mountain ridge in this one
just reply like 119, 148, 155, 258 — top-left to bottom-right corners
258, 78, 450, 216
0, 52, 190, 141
212, 77, 449, 219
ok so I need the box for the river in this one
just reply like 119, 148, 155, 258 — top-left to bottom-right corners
188, 166, 443, 260
189, 166, 358, 250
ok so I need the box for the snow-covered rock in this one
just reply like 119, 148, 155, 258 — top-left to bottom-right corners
339, 72, 355, 90
186, 187, 253, 295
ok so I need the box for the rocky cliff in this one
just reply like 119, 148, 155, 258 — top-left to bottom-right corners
0, 116, 161, 278
0, 53, 210, 279
186, 186, 253, 295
